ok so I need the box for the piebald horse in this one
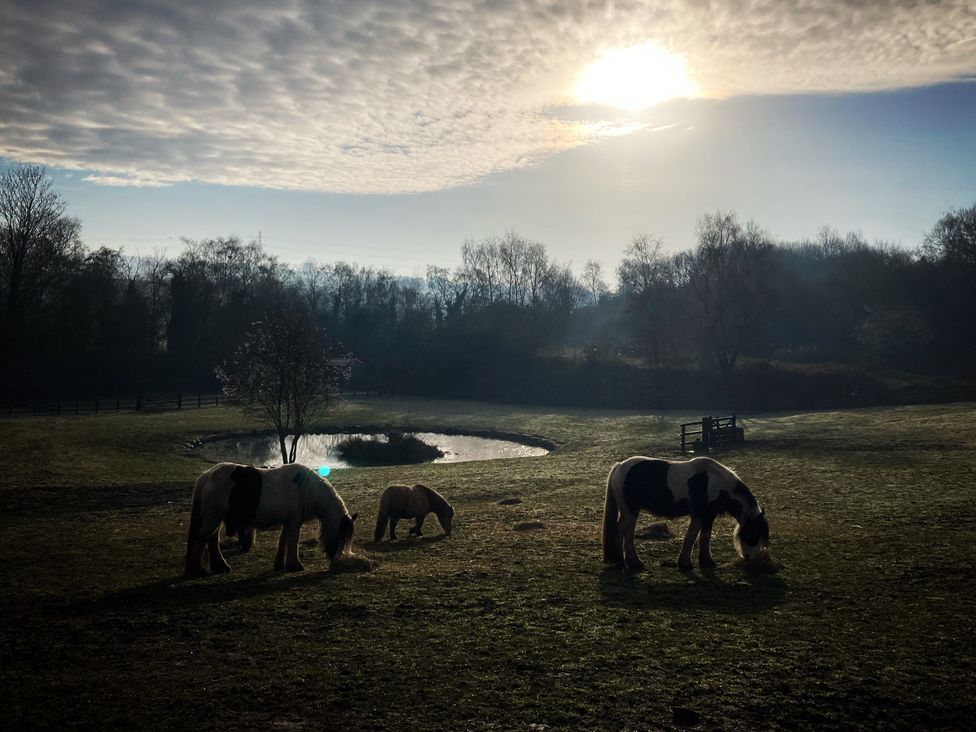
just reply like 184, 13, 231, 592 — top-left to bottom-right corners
373, 484, 454, 542
185, 462, 357, 577
603, 456, 769, 571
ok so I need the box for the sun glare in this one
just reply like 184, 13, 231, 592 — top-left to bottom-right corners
574, 43, 695, 110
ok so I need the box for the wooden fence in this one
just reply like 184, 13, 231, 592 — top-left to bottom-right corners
1, 388, 400, 418
2, 392, 222, 418
681, 415, 744, 453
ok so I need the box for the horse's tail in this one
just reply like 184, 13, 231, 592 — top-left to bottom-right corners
602, 464, 624, 564
184, 472, 207, 576
374, 489, 390, 542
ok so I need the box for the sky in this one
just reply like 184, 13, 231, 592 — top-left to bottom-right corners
2, 0, 975, 276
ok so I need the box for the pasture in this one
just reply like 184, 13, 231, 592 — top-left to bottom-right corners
1, 400, 974, 730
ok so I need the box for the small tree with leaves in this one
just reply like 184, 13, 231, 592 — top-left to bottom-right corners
216, 309, 349, 464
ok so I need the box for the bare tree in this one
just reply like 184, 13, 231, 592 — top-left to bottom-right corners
581, 259, 609, 306
617, 234, 684, 365
683, 212, 775, 375
922, 202, 976, 266
0, 165, 82, 342
216, 310, 349, 464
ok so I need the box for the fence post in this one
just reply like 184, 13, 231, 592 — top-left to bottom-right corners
197, 393, 202, 408
701, 416, 712, 451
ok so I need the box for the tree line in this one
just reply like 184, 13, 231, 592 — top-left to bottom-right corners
2, 164, 974, 409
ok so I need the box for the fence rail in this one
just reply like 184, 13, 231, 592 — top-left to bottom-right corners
681, 415, 743, 453
1, 388, 401, 418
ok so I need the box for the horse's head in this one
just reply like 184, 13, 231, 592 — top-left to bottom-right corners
733, 508, 769, 560
436, 504, 455, 537
324, 512, 357, 560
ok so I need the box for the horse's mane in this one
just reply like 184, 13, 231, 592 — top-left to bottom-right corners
286, 465, 351, 553
418, 484, 453, 519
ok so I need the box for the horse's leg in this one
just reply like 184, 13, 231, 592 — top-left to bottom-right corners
676, 517, 703, 571
389, 516, 399, 541
187, 519, 221, 577
186, 535, 209, 578
698, 516, 716, 569
208, 529, 231, 574
409, 515, 425, 537
274, 527, 288, 571
619, 511, 644, 571
284, 522, 304, 572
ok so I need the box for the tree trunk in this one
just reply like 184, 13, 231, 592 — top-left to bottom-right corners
278, 433, 288, 464
288, 433, 302, 464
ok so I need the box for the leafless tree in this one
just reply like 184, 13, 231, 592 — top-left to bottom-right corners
581, 259, 609, 306
0, 165, 82, 342
683, 212, 775, 375
216, 309, 349, 464
922, 202, 976, 266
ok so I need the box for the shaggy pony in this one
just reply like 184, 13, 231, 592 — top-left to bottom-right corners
602, 456, 769, 571
373, 484, 454, 542
184, 462, 357, 577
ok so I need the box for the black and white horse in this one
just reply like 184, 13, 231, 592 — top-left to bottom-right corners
602, 456, 769, 571
185, 462, 357, 577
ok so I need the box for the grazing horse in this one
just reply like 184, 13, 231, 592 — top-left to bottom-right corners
373, 484, 454, 542
184, 462, 357, 578
602, 456, 769, 571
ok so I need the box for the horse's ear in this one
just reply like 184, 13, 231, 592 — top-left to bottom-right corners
350, 513, 358, 523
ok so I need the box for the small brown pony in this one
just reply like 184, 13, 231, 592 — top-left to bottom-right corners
373, 484, 454, 542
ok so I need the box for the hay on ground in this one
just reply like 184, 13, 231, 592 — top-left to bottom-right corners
513, 520, 546, 531
636, 522, 673, 540
728, 550, 783, 574
331, 553, 379, 573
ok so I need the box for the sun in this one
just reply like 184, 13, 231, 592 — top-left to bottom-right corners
574, 43, 696, 110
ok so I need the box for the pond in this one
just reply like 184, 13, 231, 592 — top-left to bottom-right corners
199, 431, 549, 469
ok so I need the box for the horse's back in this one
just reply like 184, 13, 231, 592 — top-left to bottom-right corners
196, 462, 309, 528
382, 484, 428, 517
612, 455, 743, 519
612, 457, 688, 518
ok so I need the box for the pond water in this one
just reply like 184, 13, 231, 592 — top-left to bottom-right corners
200, 431, 549, 469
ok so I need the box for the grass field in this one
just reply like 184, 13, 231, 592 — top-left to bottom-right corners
1, 399, 974, 730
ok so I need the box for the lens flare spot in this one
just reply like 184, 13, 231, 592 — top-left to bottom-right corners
317, 465, 331, 477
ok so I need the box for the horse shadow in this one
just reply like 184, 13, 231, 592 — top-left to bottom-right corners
56, 566, 349, 620
598, 564, 787, 614
366, 534, 450, 553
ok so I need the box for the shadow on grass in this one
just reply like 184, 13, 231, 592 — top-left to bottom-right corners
56, 567, 349, 619
366, 534, 450, 553
598, 566, 787, 614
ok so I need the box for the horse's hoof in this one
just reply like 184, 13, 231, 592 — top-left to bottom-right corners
699, 558, 717, 570
285, 562, 305, 572
677, 560, 694, 572
626, 559, 646, 572
211, 564, 231, 574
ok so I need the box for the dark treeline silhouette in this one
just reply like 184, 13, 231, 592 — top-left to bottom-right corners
2, 165, 974, 410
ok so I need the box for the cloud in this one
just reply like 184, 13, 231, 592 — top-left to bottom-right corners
1, 0, 974, 193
